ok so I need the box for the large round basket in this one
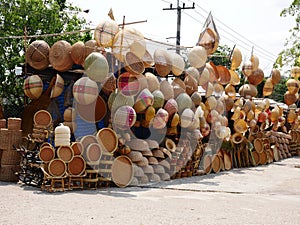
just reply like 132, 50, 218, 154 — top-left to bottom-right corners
68, 155, 86, 176
85, 143, 102, 162
75, 95, 107, 123
49, 40, 73, 72
111, 155, 134, 188
48, 159, 67, 177
33, 110, 52, 127
57, 146, 74, 163
39, 145, 55, 163
25, 40, 50, 70
96, 128, 118, 154
71, 142, 84, 156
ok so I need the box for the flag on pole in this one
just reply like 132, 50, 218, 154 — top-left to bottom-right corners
108, 8, 115, 21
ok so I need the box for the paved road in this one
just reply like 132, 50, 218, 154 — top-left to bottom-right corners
0, 157, 299, 225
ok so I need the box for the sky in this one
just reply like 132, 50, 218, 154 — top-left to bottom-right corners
69, 0, 295, 76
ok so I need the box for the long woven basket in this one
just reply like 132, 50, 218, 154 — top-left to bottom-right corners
0, 129, 22, 150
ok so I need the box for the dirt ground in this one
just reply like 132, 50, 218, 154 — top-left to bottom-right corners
0, 157, 299, 225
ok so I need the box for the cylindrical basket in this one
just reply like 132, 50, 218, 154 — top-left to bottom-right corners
0, 129, 22, 150
39, 145, 55, 163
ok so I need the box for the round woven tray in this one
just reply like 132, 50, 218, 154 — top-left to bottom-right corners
96, 128, 118, 154
86, 143, 102, 163
68, 155, 86, 176
48, 159, 67, 177
33, 110, 52, 127
39, 146, 55, 163
57, 146, 74, 163
111, 155, 134, 188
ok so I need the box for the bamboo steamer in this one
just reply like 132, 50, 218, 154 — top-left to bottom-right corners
48, 158, 67, 177
263, 78, 274, 96
70, 41, 86, 65
39, 145, 55, 163
230, 47, 242, 70
154, 49, 172, 77
286, 79, 299, 94
188, 46, 207, 69
247, 68, 264, 85
271, 69, 281, 85
68, 155, 86, 176
49, 40, 73, 72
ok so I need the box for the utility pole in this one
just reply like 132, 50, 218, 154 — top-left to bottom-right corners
163, 0, 195, 54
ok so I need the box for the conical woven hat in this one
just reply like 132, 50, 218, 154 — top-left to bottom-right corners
26, 40, 50, 70
49, 40, 73, 72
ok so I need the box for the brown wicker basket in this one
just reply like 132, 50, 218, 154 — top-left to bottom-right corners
86, 143, 102, 163
111, 155, 134, 188
0, 164, 20, 182
33, 110, 52, 127
1, 150, 21, 165
96, 128, 118, 154
0, 129, 22, 150
57, 146, 74, 163
68, 155, 86, 176
25, 40, 50, 70
39, 145, 55, 163
0, 119, 6, 129
48, 158, 67, 177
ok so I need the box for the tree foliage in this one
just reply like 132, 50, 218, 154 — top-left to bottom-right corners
276, 0, 300, 69
0, 0, 91, 115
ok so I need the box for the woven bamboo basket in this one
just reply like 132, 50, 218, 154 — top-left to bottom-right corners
0, 119, 6, 129
85, 143, 102, 163
57, 146, 74, 163
96, 128, 118, 154
0, 164, 20, 182
7, 118, 21, 131
68, 155, 86, 176
39, 145, 55, 163
71, 142, 84, 156
0, 129, 22, 150
33, 110, 52, 127
111, 155, 134, 188
124, 51, 145, 75
1, 149, 21, 165
48, 158, 67, 177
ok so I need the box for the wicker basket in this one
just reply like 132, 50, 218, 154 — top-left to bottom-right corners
111, 155, 134, 188
68, 155, 86, 176
39, 146, 55, 163
0, 129, 22, 150
124, 51, 145, 75
1, 149, 21, 165
49, 40, 73, 72
25, 40, 50, 70
0, 164, 20, 182
33, 110, 52, 127
96, 128, 118, 154
71, 142, 84, 156
85, 143, 102, 163
57, 146, 74, 163
48, 158, 67, 177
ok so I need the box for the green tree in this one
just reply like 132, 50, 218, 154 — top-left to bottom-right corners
0, 0, 91, 117
276, 0, 300, 69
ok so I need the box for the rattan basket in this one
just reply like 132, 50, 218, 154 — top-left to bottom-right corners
111, 155, 134, 188
34, 110, 52, 127
7, 118, 22, 131
39, 146, 55, 163
57, 146, 74, 163
48, 158, 67, 177
68, 155, 86, 176
71, 142, 84, 156
86, 143, 102, 163
96, 128, 118, 154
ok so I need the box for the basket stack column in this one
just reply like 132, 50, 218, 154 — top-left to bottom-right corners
0, 118, 22, 182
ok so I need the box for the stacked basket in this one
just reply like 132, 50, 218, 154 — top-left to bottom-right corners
0, 118, 22, 182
